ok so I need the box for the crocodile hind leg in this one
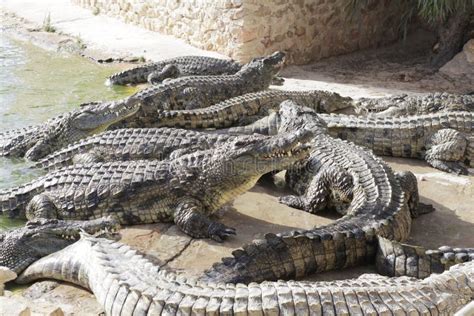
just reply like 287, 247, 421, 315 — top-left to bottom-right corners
25, 194, 59, 220
280, 165, 353, 215
424, 128, 468, 174
147, 64, 180, 85
174, 199, 236, 242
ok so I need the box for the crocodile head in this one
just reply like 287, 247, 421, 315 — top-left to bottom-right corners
277, 100, 328, 134
0, 216, 120, 275
237, 51, 286, 85
198, 130, 313, 188
354, 94, 408, 115
309, 90, 355, 113
19, 100, 139, 161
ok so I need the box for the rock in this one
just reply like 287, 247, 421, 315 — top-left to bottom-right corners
0, 267, 16, 284
22, 281, 60, 300
0, 267, 17, 296
439, 39, 474, 79
0, 296, 30, 316
44, 307, 64, 316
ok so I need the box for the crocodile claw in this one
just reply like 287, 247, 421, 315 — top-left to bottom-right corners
279, 195, 304, 210
208, 223, 236, 243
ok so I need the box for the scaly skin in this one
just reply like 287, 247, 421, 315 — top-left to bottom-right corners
0, 131, 312, 241
36, 128, 264, 171
0, 100, 139, 161
355, 92, 474, 117
201, 102, 433, 284
321, 111, 473, 174
0, 217, 119, 274
106, 56, 242, 86
0, 52, 283, 160
111, 51, 286, 129
17, 234, 474, 315
376, 236, 474, 279
154, 90, 354, 129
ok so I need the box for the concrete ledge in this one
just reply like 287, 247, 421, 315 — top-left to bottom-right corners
0, 0, 227, 62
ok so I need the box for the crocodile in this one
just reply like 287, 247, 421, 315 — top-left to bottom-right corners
376, 236, 474, 279
0, 131, 312, 241
0, 100, 140, 161
17, 234, 474, 315
354, 92, 474, 117
0, 216, 119, 274
153, 89, 354, 129
111, 51, 285, 129
35, 91, 352, 171
320, 111, 474, 174
106, 56, 242, 86
219, 104, 473, 174
201, 102, 434, 284
0, 52, 284, 160
36, 128, 255, 171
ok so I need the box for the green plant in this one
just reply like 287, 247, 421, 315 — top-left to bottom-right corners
416, 0, 473, 23
42, 13, 56, 33
92, 7, 100, 16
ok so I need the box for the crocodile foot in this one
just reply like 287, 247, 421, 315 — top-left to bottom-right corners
208, 222, 236, 243
427, 159, 468, 175
417, 202, 436, 215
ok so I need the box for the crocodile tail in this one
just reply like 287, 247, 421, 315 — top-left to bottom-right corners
199, 226, 376, 284
16, 235, 94, 288
376, 236, 474, 278
466, 134, 474, 167
0, 178, 45, 218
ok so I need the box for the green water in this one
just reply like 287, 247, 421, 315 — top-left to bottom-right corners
0, 35, 137, 230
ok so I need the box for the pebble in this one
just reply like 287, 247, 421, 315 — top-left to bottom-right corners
0, 296, 30, 316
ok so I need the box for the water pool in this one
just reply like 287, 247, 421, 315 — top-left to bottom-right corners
0, 35, 137, 230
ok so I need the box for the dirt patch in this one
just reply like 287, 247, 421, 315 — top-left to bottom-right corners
279, 29, 473, 97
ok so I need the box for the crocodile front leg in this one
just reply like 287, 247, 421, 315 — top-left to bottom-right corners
176, 87, 208, 110
424, 128, 468, 174
25, 138, 55, 161
147, 64, 180, 84
174, 199, 236, 242
25, 194, 59, 220
281, 165, 353, 215
271, 76, 285, 86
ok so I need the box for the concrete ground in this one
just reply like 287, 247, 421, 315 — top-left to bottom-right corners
1, 2, 473, 314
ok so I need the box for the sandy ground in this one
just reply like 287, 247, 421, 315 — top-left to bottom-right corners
0, 2, 473, 315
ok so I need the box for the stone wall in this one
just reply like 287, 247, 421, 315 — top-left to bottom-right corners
72, 0, 412, 64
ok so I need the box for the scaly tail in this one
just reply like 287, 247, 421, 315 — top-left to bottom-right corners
0, 177, 46, 218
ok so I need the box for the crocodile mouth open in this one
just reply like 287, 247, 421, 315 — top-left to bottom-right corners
74, 101, 140, 133
56, 225, 120, 241
38, 217, 121, 241
262, 142, 311, 160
